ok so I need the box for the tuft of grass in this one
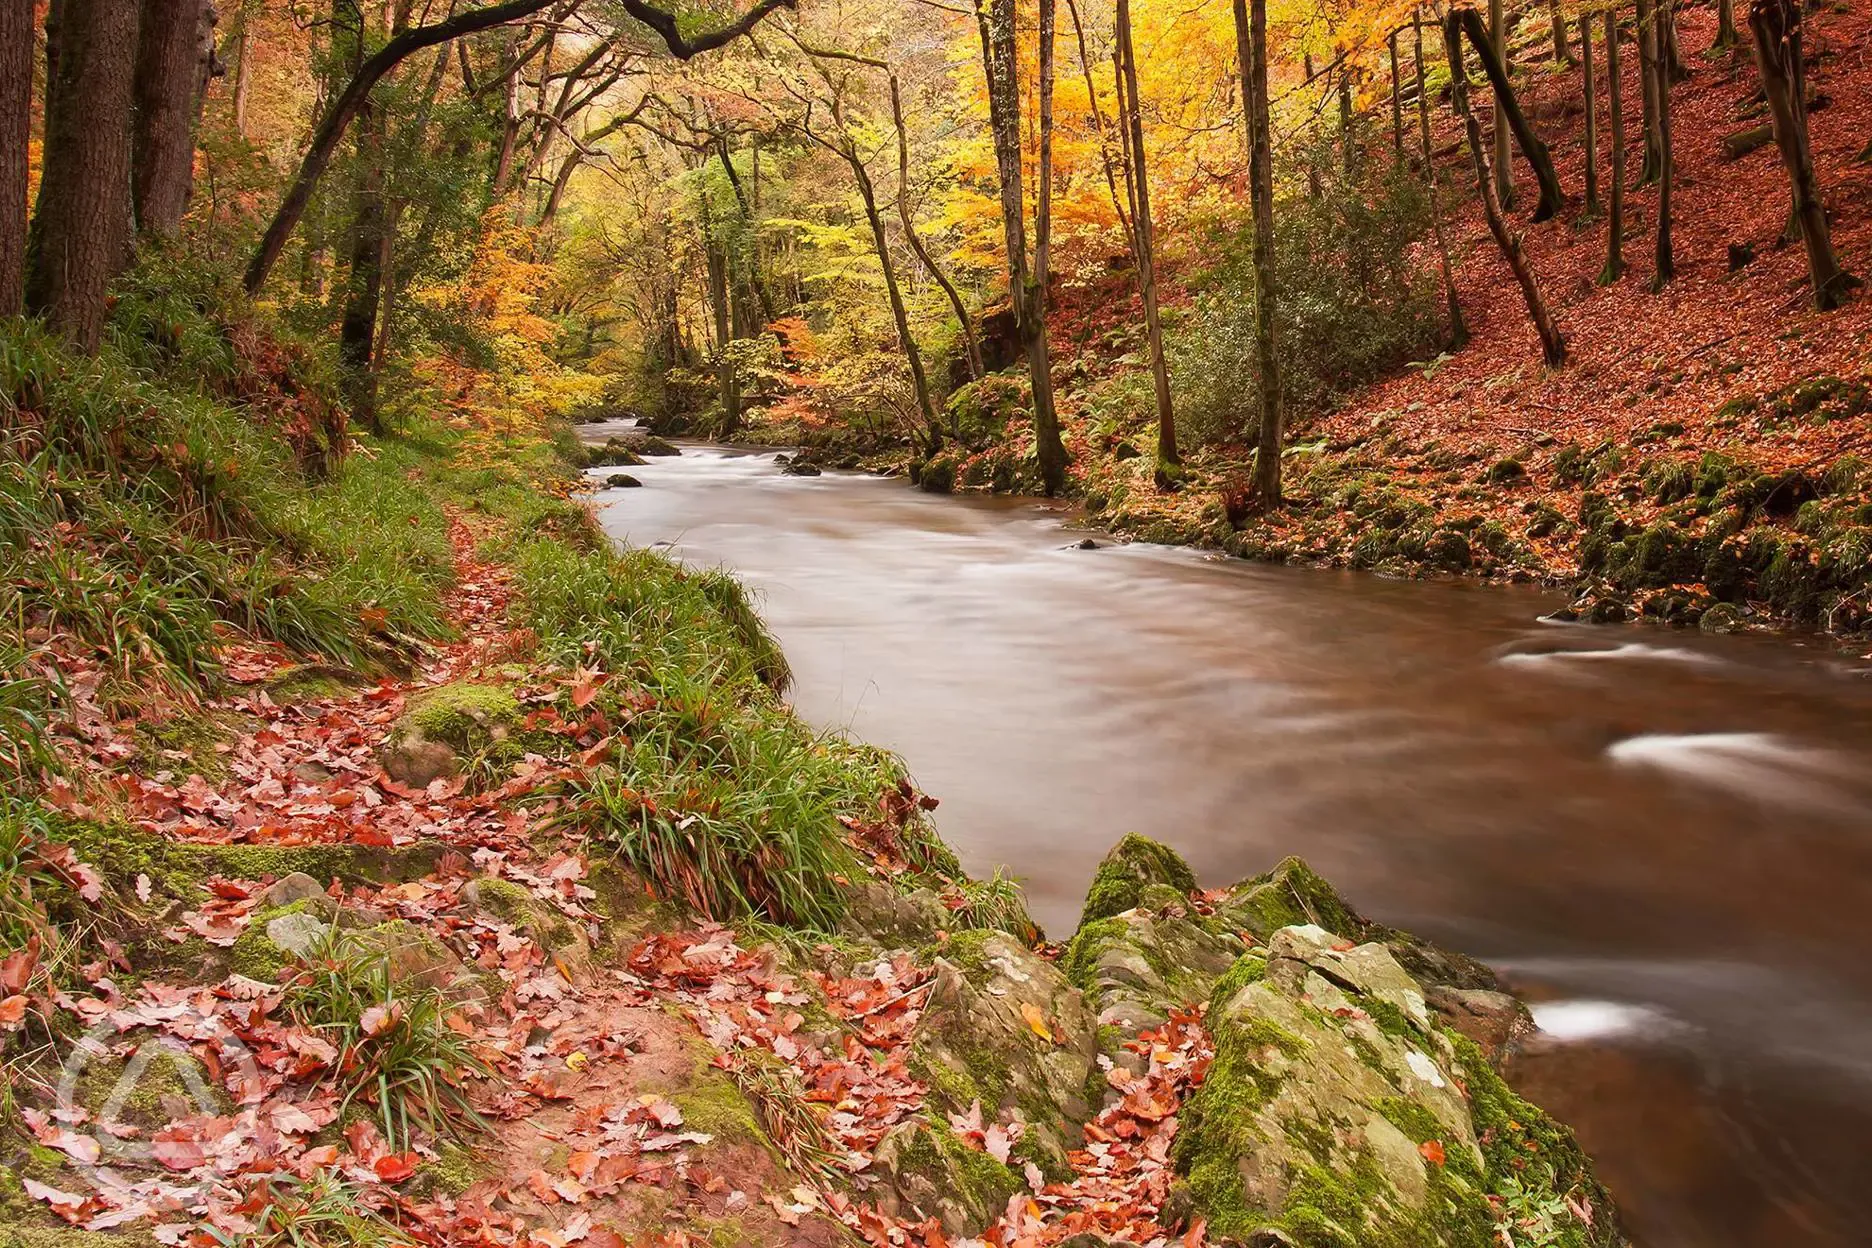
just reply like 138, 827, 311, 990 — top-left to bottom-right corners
278, 928, 490, 1152
205, 1170, 416, 1248
944, 868, 1040, 942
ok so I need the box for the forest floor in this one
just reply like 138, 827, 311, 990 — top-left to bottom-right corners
870, 3, 1872, 644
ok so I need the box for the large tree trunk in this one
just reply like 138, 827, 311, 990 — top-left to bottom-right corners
1549, 0, 1576, 67
1489, 0, 1513, 208
1232, 0, 1281, 507
975, 0, 1067, 495
1652, 0, 1675, 289
0, 0, 31, 315
1455, 7, 1566, 221
1716, 0, 1739, 50
132, 0, 208, 238
1114, 0, 1176, 479
1749, 0, 1854, 309
1415, 8, 1466, 349
1445, 12, 1566, 367
338, 96, 387, 434
1636, 0, 1663, 183
1601, 6, 1626, 283
1582, 11, 1600, 215
1035, 0, 1055, 299
890, 74, 981, 382
26, 0, 139, 352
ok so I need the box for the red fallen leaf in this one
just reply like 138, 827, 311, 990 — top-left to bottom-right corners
1419, 1139, 1447, 1167
150, 1125, 206, 1171
0, 994, 28, 1026
1, 937, 39, 992
299, 1144, 340, 1168
1183, 1217, 1209, 1246
23, 1178, 91, 1223
360, 1002, 404, 1037
373, 1152, 420, 1182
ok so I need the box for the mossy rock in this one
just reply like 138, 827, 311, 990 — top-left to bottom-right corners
1078, 833, 1198, 928
910, 930, 1096, 1178
67, 1040, 228, 1132
1060, 907, 1243, 1038
462, 877, 594, 984
1174, 926, 1629, 1248
870, 1115, 1023, 1237
402, 682, 520, 753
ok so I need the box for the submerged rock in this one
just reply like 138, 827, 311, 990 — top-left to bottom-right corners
605, 473, 642, 488
782, 457, 824, 477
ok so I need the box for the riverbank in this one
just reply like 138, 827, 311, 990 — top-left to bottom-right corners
0, 292, 1636, 1247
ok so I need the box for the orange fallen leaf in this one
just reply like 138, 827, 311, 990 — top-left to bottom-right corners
1419, 1139, 1446, 1167
1019, 1002, 1055, 1043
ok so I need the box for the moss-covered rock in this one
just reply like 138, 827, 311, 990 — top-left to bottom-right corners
461, 876, 593, 984
870, 1115, 1023, 1236
1059, 907, 1243, 1037
910, 930, 1096, 1177
1078, 833, 1198, 927
1175, 925, 1628, 1248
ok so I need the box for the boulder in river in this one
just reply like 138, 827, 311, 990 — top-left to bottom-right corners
605, 473, 642, 488
782, 456, 824, 477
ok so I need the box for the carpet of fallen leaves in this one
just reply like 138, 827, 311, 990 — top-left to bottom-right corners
9, 515, 1216, 1248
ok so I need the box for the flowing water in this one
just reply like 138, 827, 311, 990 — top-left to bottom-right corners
586, 432, 1872, 1248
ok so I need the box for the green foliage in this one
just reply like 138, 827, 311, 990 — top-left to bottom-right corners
1170, 165, 1440, 447
204, 1170, 415, 1248
277, 928, 490, 1152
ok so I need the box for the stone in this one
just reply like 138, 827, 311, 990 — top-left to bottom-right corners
869, 1118, 1021, 1237
911, 931, 1097, 1177
1423, 985, 1532, 1065
844, 880, 947, 945
379, 736, 457, 788
265, 911, 332, 958
262, 872, 327, 907
605, 473, 642, 488
461, 876, 594, 985
1078, 833, 1197, 927
782, 458, 823, 477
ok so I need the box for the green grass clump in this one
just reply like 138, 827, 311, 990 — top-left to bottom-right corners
277, 928, 490, 1152
208, 1170, 416, 1248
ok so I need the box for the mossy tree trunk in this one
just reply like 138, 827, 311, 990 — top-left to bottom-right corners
0, 0, 30, 315
1233, 0, 1283, 506
1601, 6, 1626, 283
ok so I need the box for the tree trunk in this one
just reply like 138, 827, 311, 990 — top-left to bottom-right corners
132, 0, 208, 239
1036, 0, 1055, 300
975, 0, 1067, 495
491, 29, 523, 191
890, 74, 981, 381
0, 0, 31, 315
849, 150, 941, 452
1115, 0, 1176, 478
1389, 31, 1404, 163
26, 0, 139, 352
1445, 13, 1566, 366
1415, 8, 1467, 348
1601, 6, 1626, 283
1233, 0, 1282, 506
702, 211, 738, 434
1662, 3, 1688, 81
338, 94, 387, 434
1749, 0, 1854, 309
1636, 0, 1662, 183
1490, 0, 1513, 208
1651, 0, 1675, 289
1456, 7, 1566, 220
1549, 0, 1576, 67
1302, 51, 1322, 199
1716, 0, 1739, 50
244, 0, 559, 295
1338, 58, 1357, 180
1582, 11, 1600, 215
232, 21, 252, 135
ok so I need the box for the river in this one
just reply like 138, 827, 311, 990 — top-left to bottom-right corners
587, 435, 1872, 1248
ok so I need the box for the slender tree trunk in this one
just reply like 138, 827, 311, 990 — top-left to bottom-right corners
0, 0, 31, 315
1662, 3, 1687, 80
26, 0, 139, 352
1302, 51, 1322, 198
1389, 31, 1404, 162
1456, 8, 1566, 220
339, 94, 387, 434
1636, 0, 1662, 183
890, 74, 981, 381
1233, 0, 1281, 506
1036, 0, 1055, 300
1716, 0, 1738, 50
132, 0, 207, 238
1601, 6, 1626, 282
1582, 11, 1600, 215
1749, 0, 1854, 308
1415, 7, 1467, 348
702, 208, 739, 433
1338, 57, 1357, 180
1549, 0, 1576, 67
232, 21, 252, 135
1446, 13, 1566, 366
975, 0, 1067, 495
1652, 0, 1675, 288
492, 30, 523, 190
848, 149, 941, 451
1114, 0, 1176, 478
1490, 0, 1514, 208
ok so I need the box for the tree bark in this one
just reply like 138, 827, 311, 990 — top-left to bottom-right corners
338, 98, 386, 434
1233, 0, 1281, 506
132, 0, 207, 238
1636, 0, 1662, 183
1445, 12, 1566, 366
1036, 0, 1055, 300
1338, 57, 1357, 180
26, 0, 139, 352
1415, 7, 1466, 349
1489, 0, 1513, 208
1389, 31, 1404, 163
1582, 10, 1599, 215
975, 0, 1067, 495
889, 74, 981, 382
0, 0, 31, 315
1749, 0, 1854, 309
231, 20, 252, 135
1601, 5, 1626, 283
1549, 0, 1576, 67
1716, 0, 1739, 50
1652, 0, 1675, 289
1114, 0, 1176, 478
849, 150, 940, 452
1456, 7, 1566, 220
